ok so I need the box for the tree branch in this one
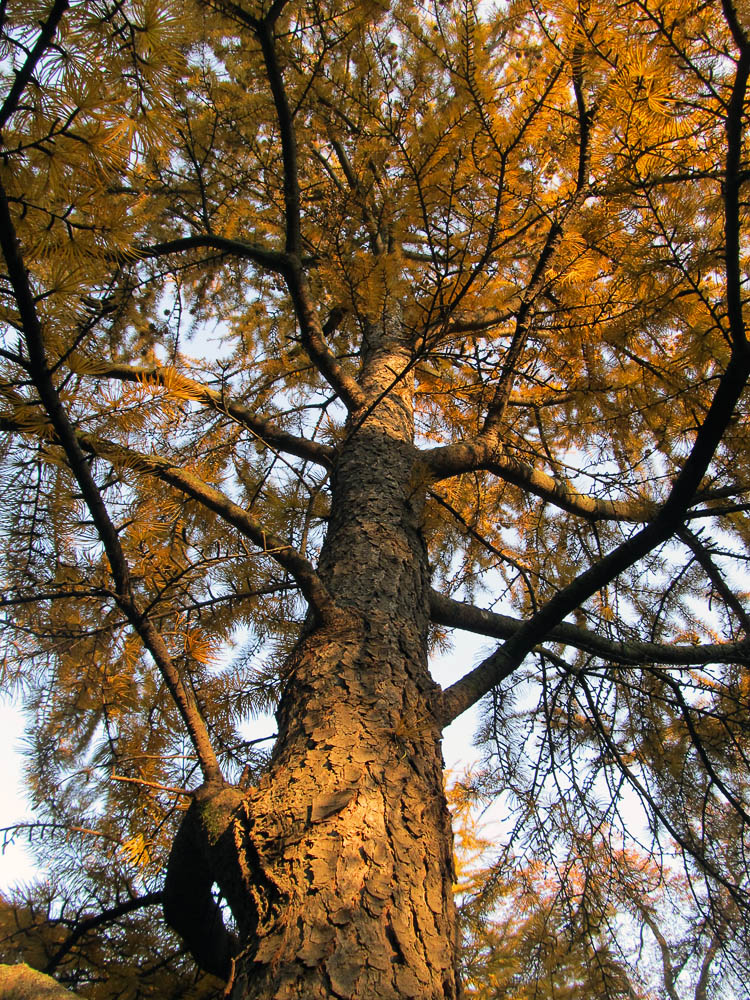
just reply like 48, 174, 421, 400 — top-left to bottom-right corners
0, 406, 335, 621
0, 177, 224, 786
574, 668, 749, 909
694, 933, 720, 1000
0, 0, 69, 136
43, 892, 163, 975
723, 0, 750, 351
255, 19, 300, 256
637, 907, 680, 1000
652, 663, 750, 825
438, 42, 750, 725
0, 409, 336, 622
162, 799, 236, 981
441, 339, 750, 724
429, 590, 750, 667
135, 233, 291, 274
679, 526, 750, 636
78, 433, 337, 625
422, 439, 658, 522
250, 17, 367, 412
481, 43, 592, 438
97, 362, 336, 469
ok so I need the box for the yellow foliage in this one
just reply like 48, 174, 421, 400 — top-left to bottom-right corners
119, 832, 151, 870
0, 0, 748, 992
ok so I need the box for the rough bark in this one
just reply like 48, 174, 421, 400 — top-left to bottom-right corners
167, 316, 461, 999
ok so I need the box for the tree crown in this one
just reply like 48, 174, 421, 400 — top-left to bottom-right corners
1, 0, 750, 993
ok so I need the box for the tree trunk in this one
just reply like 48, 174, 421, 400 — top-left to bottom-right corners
205, 324, 461, 998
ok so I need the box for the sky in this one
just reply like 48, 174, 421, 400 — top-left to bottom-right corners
0, 698, 37, 891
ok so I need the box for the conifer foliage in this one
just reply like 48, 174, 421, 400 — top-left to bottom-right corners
1, 0, 750, 997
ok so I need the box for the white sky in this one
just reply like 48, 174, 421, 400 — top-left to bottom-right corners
0, 698, 37, 891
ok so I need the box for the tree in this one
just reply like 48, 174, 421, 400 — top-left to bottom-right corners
1, 0, 750, 996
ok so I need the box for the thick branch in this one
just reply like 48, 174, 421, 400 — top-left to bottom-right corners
290, 264, 368, 410
330, 138, 386, 256
0, 178, 223, 784
137, 250, 363, 410
422, 439, 657, 522
694, 934, 720, 1000
44, 892, 163, 975
163, 7, 364, 412
638, 908, 680, 1000
0, 0, 69, 136
162, 799, 236, 981
79, 433, 337, 624
256, 19, 300, 256
136, 233, 291, 274
429, 590, 750, 667
441, 339, 750, 723
0, 408, 335, 619
98, 362, 336, 469
723, 0, 750, 350
251, 18, 366, 412
434, 307, 512, 335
